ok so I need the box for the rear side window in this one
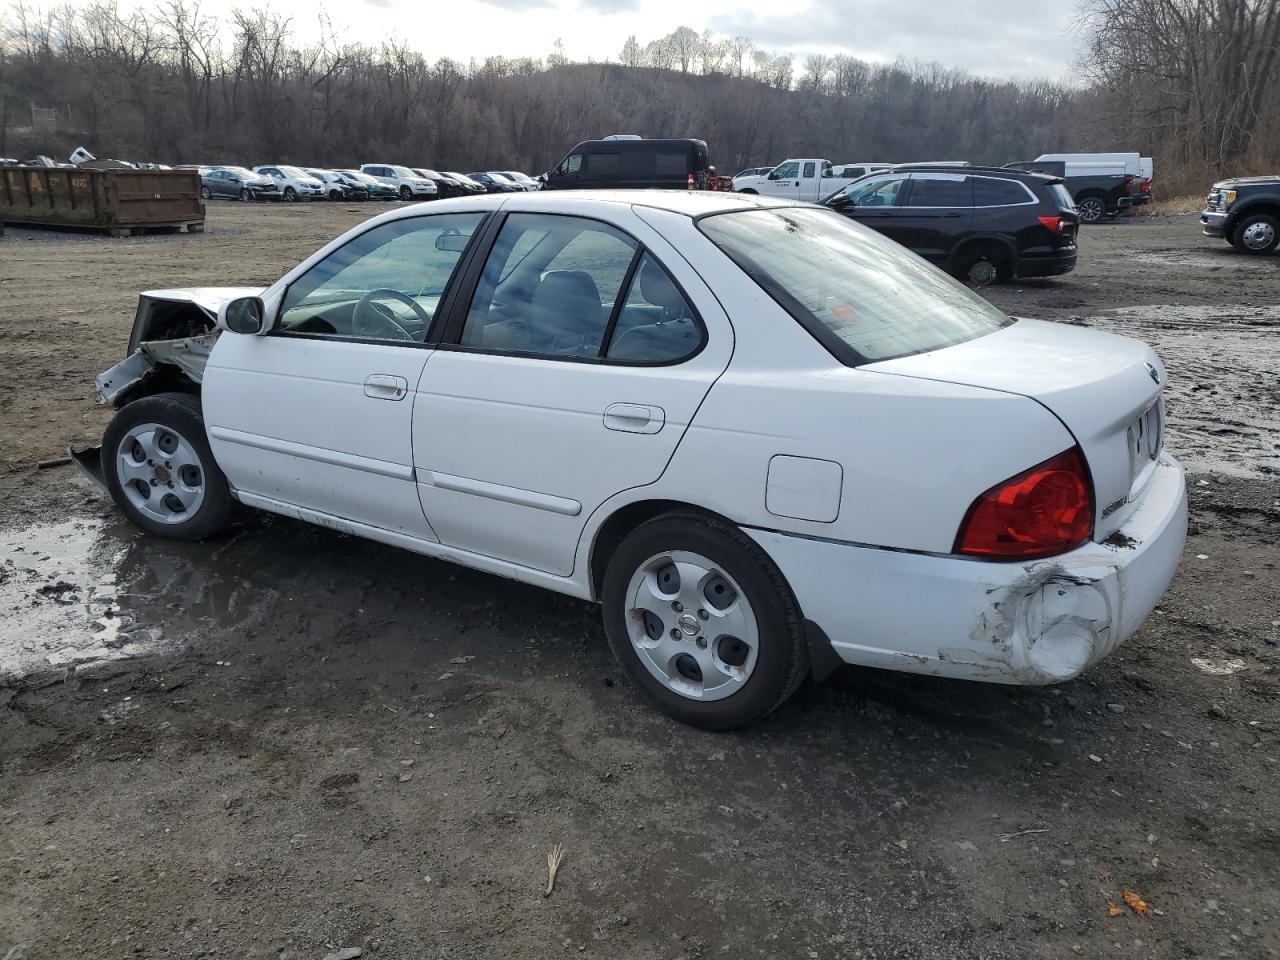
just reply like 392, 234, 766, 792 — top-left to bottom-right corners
655, 152, 687, 176
698, 207, 1010, 365
973, 177, 1033, 206
906, 175, 971, 207
802, 162, 816, 178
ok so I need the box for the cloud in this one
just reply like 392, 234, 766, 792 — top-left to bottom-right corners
578, 0, 640, 11
471, 0, 557, 9
709, 0, 1079, 80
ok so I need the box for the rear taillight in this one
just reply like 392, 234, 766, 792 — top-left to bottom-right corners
1140, 179, 1151, 194
1037, 215, 1063, 234
954, 447, 1094, 560
687, 173, 696, 190
1124, 174, 1134, 190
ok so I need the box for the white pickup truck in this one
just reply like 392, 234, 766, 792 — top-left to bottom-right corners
732, 159, 838, 201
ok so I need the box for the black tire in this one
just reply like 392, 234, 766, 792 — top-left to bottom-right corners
739, 188, 759, 195
1076, 195, 1106, 224
200, 185, 211, 200
100, 392, 232, 542
239, 187, 251, 202
283, 186, 297, 202
399, 185, 412, 201
601, 512, 808, 730
1231, 213, 1279, 255
329, 189, 342, 201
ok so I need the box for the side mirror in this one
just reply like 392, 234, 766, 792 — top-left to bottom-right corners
828, 194, 851, 209
435, 231, 470, 253
767, 170, 780, 180
218, 296, 266, 335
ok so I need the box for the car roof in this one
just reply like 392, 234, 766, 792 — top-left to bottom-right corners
889, 163, 1060, 183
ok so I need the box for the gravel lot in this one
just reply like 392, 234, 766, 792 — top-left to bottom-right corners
1, 203, 1278, 960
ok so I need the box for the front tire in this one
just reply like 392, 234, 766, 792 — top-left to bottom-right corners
200, 185, 211, 200
283, 186, 297, 202
739, 188, 759, 195
399, 185, 412, 201
601, 512, 807, 730
101, 393, 232, 541
1232, 213, 1278, 255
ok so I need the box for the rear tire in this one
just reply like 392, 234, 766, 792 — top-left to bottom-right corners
1076, 196, 1106, 224
601, 512, 807, 730
1231, 213, 1278, 255
101, 393, 232, 542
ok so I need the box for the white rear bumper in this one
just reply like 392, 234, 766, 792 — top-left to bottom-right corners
749, 453, 1187, 685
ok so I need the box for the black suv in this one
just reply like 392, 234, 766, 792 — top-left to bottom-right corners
820, 165, 1079, 284
1201, 176, 1280, 255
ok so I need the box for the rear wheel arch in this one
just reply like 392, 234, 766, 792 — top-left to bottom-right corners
589, 499, 740, 600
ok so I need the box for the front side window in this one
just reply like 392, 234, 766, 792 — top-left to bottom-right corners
906, 174, 971, 207
560, 154, 583, 175
772, 161, 799, 179
277, 213, 484, 343
698, 207, 1010, 364
839, 175, 906, 207
460, 214, 637, 358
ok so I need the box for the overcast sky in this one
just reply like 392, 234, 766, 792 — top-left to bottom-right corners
167, 0, 1084, 81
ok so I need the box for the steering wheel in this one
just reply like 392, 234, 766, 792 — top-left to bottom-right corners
353, 289, 431, 341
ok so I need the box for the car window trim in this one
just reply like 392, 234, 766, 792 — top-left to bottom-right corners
435, 210, 708, 368
268, 209, 494, 350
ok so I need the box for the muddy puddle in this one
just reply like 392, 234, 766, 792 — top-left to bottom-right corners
0, 516, 269, 679
1073, 304, 1280, 479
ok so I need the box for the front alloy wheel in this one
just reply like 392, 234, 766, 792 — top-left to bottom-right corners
602, 512, 808, 729
283, 186, 297, 202
200, 185, 211, 200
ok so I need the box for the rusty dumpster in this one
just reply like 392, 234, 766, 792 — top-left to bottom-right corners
0, 166, 204, 236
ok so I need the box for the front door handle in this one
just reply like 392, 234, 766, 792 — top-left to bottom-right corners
364, 374, 408, 401
603, 403, 665, 434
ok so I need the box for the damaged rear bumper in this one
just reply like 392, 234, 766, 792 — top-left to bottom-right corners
748, 452, 1187, 684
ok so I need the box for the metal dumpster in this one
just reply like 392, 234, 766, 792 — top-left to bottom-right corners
0, 166, 204, 236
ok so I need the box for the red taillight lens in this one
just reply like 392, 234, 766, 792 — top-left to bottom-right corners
1124, 174, 1134, 189
1037, 215, 1063, 234
955, 448, 1094, 559
1140, 179, 1152, 193
687, 173, 696, 190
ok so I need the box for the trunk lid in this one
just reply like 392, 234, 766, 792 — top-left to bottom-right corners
865, 318, 1164, 540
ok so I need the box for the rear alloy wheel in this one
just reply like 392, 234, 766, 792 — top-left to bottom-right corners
602, 512, 807, 730
1232, 213, 1279, 255
399, 185, 413, 201
1076, 196, 1106, 224
964, 257, 1000, 287
101, 393, 232, 541
199, 185, 211, 200
283, 186, 297, 202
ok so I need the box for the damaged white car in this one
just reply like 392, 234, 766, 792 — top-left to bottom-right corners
78, 192, 1187, 729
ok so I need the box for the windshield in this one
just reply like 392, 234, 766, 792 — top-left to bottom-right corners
278, 166, 309, 179
418, 169, 440, 178
390, 165, 418, 179
697, 207, 1011, 365
446, 172, 475, 184
221, 166, 256, 178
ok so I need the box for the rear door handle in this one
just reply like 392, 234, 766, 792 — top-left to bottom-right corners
603, 403, 665, 434
364, 374, 408, 401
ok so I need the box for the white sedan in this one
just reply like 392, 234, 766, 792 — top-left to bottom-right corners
84, 191, 1187, 729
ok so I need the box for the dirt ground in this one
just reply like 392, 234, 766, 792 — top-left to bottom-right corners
1, 203, 1278, 960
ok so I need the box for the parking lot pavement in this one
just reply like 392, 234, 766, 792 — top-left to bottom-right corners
1, 206, 1277, 959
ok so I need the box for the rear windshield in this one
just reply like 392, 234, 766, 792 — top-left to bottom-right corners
697, 207, 1011, 364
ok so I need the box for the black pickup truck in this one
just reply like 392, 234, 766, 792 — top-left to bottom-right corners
1201, 176, 1280, 255
1004, 160, 1135, 224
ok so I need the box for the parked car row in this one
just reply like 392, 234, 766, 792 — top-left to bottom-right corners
194, 163, 539, 203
